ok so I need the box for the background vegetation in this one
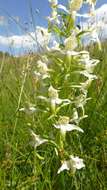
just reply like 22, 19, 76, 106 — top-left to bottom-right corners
0, 41, 107, 190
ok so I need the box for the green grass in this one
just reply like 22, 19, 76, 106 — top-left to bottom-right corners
0, 43, 107, 190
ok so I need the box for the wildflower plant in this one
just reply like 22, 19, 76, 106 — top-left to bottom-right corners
20, 0, 99, 187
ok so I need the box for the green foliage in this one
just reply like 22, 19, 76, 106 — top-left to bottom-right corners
0, 42, 107, 189
0, 0, 106, 189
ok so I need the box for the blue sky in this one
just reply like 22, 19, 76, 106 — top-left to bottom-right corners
0, 0, 106, 35
0, 0, 107, 54
0, 0, 68, 35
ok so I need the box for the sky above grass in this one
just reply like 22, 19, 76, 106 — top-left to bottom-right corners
0, 0, 68, 36
0, 0, 107, 54
0, 0, 106, 35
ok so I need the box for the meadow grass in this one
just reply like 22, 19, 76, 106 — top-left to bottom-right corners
0, 42, 107, 190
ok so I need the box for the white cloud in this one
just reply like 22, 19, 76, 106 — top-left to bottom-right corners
0, 4, 107, 54
81, 4, 107, 39
95, 4, 107, 38
0, 34, 36, 49
95, 4, 107, 22
0, 26, 51, 52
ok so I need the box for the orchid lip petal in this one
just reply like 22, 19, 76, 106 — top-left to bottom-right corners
57, 161, 69, 174
54, 123, 84, 133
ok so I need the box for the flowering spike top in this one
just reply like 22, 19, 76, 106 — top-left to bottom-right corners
48, 0, 58, 7
69, 0, 83, 12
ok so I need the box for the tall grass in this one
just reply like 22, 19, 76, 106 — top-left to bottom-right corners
0, 42, 107, 189
0, 0, 107, 189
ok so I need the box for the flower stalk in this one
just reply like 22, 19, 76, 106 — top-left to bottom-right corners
27, 0, 100, 179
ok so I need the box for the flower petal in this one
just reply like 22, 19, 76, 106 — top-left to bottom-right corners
70, 156, 85, 169
30, 130, 48, 148
54, 124, 84, 133
57, 161, 69, 174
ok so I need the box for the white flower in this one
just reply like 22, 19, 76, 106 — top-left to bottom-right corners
51, 8, 57, 18
78, 52, 99, 73
57, 155, 85, 174
69, 0, 83, 12
48, 86, 71, 113
37, 60, 49, 74
33, 60, 50, 80
37, 86, 71, 113
48, 0, 58, 7
85, 59, 99, 73
47, 3, 60, 25
80, 56, 99, 73
54, 123, 84, 133
57, 4, 91, 17
30, 130, 48, 148
71, 79, 93, 95
64, 33, 77, 51
79, 52, 90, 62
48, 86, 58, 99
54, 116, 84, 134
70, 108, 88, 124
48, 85, 61, 109
81, 79, 93, 89
38, 86, 71, 104
33, 71, 49, 80
74, 94, 91, 115
19, 105, 36, 115
66, 50, 89, 57
79, 70, 97, 80
48, 86, 71, 104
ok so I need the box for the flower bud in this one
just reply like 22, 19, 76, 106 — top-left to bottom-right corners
48, 86, 59, 99
64, 34, 77, 51
69, 0, 83, 12
48, 0, 58, 7
37, 60, 48, 74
